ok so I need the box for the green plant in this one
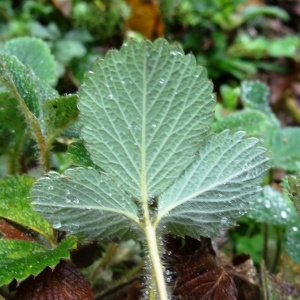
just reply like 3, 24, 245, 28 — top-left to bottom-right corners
214, 80, 300, 278
24, 38, 267, 299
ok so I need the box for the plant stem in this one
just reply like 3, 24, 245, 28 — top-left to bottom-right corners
144, 221, 168, 300
141, 175, 168, 299
271, 226, 282, 273
3, 66, 50, 172
263, 223, 269, 268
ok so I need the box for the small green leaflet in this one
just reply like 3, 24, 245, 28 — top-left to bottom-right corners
0, 175, 54, 242
1, 37, 57, 85
0, 236, 76, 286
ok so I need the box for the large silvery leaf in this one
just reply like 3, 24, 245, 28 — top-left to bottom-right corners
32, 167, 140, 240
156, 130, 268, 238
78, 39, 215, 197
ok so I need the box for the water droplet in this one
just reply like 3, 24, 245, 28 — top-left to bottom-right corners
108, 94, 114, 100
281, 211, 287, 218
52, 221, 61, 229
221, 216, 228, 225
87, 71, 94, 75
73, 198, 79, 204
152, 124, 157, 128
170, 50, 183, 56
66, 190, 70, 195
293, 226, 298, 232
265, 200, 271, 208
159, 78, 165, 84
48, 186, 54, 190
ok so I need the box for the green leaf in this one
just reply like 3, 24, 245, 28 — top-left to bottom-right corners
1, 37, 57, 85
66, 141, 98, 168
267, 36, 300, 60
0, 92, 26, 154
212, 109, 272, 136
241, 5, 289, 21
266, 127, 300, 172
0, 52, 58, 117
0, 236, 77, 286
248, 186, 297, 225
287, 174, 300, 214
156, 130, 268, 237
78, 39, 215, 196
219, 84, 240, 110
42, 94, 79, 141
241, 80, 278, 126
283, 222, 300, 264
0, 176, 54, 242
54, 40, 86, 64
32, 168, 141, 240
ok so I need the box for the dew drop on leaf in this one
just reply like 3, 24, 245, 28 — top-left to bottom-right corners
281, 211, 287, 218
221, 216, 228, 225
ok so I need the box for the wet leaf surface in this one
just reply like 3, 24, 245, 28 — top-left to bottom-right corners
15, 260, 93, 300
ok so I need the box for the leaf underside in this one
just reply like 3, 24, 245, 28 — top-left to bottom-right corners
32, 39, 268, 242
78, 39, 215, 197
32, 168, 140, 240
157, 130, 268, 237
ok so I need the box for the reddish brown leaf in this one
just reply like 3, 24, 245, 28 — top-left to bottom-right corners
0, 218, 35, 242
165, 236, 260, 300
15, 260, 93, 300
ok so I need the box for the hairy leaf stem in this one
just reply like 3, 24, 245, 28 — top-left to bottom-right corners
141, 193, 168, 299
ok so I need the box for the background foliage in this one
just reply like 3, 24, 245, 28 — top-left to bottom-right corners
0, 0, 300, 299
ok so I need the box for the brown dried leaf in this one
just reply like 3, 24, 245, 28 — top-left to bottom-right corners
15, 260, 93, 300
166, 236, 260, 300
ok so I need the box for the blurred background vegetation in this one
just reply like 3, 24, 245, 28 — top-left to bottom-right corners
0, 0, 300, 298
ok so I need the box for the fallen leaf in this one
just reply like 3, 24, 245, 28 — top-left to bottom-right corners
165, 235, 260, 300
15, 260, 93, 300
